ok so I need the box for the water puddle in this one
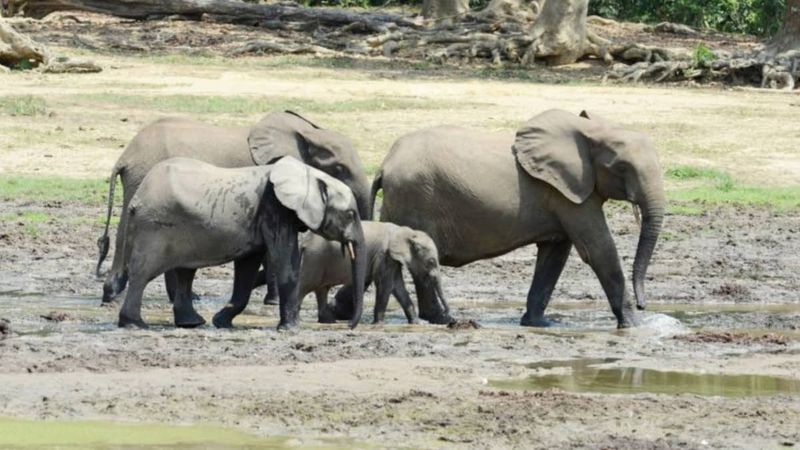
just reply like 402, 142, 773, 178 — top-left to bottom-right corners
491, 358, 800, 397
0, 417, 366, 449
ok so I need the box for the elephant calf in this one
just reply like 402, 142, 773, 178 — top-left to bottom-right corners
298, 222, 449, 324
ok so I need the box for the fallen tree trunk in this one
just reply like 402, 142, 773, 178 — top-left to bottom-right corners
6, 0, 419, 29
0, 20, 100, 72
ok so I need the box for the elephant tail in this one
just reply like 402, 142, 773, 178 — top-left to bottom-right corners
370, 170, 383, 219
95, 163, 123, 278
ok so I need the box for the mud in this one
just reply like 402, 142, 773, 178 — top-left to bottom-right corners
1, 195, 800, 448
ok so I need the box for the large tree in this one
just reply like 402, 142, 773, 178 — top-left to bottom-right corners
529, 0, 589, 65
767, 0, 800, 54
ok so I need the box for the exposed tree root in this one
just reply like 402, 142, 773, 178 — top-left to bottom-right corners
1, 20, 100, 72
604, 41, 798, 90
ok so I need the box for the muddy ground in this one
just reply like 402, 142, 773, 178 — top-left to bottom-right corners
1, 12, 800, 450
1, 197, 799, 449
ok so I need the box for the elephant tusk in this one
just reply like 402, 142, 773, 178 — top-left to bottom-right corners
632, 204, 641, 227
347, 242, 356, 261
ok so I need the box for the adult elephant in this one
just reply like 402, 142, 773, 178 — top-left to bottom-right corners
118, 156, 367, 330
96, 111, 371, 304
367, 109, 665, 328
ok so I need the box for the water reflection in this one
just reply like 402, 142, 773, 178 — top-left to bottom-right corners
492, 358, 800, 397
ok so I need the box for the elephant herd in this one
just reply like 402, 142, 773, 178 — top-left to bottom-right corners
96, 109, 664, 330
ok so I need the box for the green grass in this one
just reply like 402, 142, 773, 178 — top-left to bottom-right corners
0, 95, 47, 116
664, 164, 800, 212
0, 176, 117, 206
669, 186, 800, 211
76, 93, 477, 115
0, 211, 52, 237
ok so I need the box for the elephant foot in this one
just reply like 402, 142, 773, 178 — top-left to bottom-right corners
333, 301, 354, 321
407, 317, 420, 325
118, 314, 148, 329
277, 320, 299, 332
520, 313, 559, 328
419, 311, 453, 325
317, 306, 337, 324
616, 309, 641, 329
102, 283, 120, 304
371, 317, 385, 325
174, 309, 206, 328
212, 310, 235, 329
263, 294, 279, 306
191, 291, 200, 301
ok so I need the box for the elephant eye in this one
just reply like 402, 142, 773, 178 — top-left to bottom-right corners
333, 164, 346, 175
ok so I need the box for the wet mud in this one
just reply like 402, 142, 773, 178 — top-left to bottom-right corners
1, 200, 800, 448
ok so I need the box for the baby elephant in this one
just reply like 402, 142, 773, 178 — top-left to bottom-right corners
299, 221, 450, 324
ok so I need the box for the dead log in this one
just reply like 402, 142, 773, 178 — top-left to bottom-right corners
0, 19, 50, 68
1, 19, 100, 72
6, 0, 419, 29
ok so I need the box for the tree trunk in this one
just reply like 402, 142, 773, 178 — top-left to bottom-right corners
4, 0, 417, 29
529, 0, 587, 65
421, 0, 469, 26
767, 0, 800, 54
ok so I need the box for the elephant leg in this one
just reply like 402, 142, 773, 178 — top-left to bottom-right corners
520, 240, 572, 327
332, 284, 355, 320
212, 252, 262, 329
372, 278, 393, 325
102, 197, 131, 303
164, 269, 178, 303
563, 209, 637, 329
315, 287, 336, 323
261, 264, 279, 306
391, 274, 419, 324
413, 272, 452, 324
274, 238, 302, 331
172, 268, 205, 328
118, 265, 149, 329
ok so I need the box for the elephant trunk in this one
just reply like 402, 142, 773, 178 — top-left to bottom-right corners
632, 197, 665, 311
347, 221, 367, 329
433, 274, 450, 316
413, 273, 453, 324
356, 191, 373, 222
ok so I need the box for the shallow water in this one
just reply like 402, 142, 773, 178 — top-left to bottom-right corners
2, 294, 800, 336
491, 358, 800, 397
0, 418, 363, 449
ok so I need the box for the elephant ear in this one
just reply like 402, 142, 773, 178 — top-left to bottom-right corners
512, 109, 594, 204
248, 126, 301, 165
268, 157, 327, 230
248, 111, 318, 165
387, 227, 414, 265
579, 110, 621, 130
248, 112, 350, 168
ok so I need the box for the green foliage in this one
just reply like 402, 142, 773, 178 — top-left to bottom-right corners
589, 0, 786, 36
0, 95, 47, 116
692, 43, 717, 66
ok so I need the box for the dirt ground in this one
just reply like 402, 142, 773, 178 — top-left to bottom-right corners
1, 13, 800, 450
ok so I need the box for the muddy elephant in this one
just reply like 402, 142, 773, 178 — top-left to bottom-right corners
118, 156, 367, 330
97, 111, 371, 304
367, 109, 665, 329
294, 221, 449, 324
